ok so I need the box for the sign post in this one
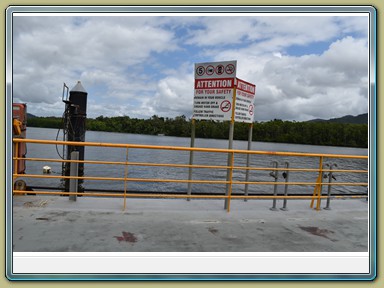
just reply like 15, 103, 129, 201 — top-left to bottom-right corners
192, 61, 237, 207
234, 78, 256, 201
192, 61, 256, 211
224, 85, 237, 211
244, 123, 253, 201
187, 118, 196, 200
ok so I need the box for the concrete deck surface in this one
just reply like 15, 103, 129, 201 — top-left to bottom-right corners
12, 195, 368, 252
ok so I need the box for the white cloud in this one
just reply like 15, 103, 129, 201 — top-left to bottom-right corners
273, 52, 282, 59
187, 16, 342, 51
10, 14, 370, 122
186, 17, 259, 46
12, 16, 179, 110
152, 70, 194, 118
202, 35, 368, 121
318, 36, 368, 76
336, 15, 368, 36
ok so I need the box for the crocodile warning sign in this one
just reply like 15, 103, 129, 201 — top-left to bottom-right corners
234, 78, 256, 123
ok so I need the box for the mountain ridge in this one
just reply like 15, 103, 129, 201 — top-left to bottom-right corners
26, 112, 369, 125
306, 113, 368, 124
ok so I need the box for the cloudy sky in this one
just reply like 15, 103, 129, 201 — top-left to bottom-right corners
11, 12, 370, 122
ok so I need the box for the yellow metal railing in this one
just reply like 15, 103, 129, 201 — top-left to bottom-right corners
12, 138, 368, 212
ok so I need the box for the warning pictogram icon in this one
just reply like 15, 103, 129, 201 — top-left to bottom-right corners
249, 105, 254, 116
216, 64, 224, 75
225, 64, 235, 75
196, 66, 205, 76
220, 100, 232, 112
206, 65, 214, 76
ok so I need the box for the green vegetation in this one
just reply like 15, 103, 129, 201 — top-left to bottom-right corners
27, 115, 368, 148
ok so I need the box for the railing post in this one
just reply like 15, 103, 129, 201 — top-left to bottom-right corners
13, 141, 20, 194
270, 161, 279, 211
280, 162, 290, 211
226, 150, 235, 212
69, 151, 79, 201
13, 141, 19, 180
311, 156, 324, 210
123, 148, 129, 210
324, 163, 337, 210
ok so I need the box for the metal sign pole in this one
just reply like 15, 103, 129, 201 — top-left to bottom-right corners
224, 86, 237, 211
187, 119, 196, 201
244, 123, 253, 201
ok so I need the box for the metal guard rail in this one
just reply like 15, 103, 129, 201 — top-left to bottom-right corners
12, 138, 368, 212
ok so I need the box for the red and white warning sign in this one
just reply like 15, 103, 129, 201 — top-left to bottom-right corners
193, 61, 237, 121
193, 61, 256, 122
234, 78, 256, 123
193, 80, 234, 121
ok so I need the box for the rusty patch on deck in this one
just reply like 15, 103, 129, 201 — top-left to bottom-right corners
35, 217, 50, 221
299, 226, 337, 242
23, 200, 50, 207
208, 227, 219, 235
114, 231, 137, 243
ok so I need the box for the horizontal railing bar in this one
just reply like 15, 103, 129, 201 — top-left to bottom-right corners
13, 173, 368, 186
13, 138, 368, 159
126, 162, 226, 169
27, 186, 368, 197
16, 157, 229, 171
231, 181, 368, 186
235, 167, 368, 173
13, 190, 229, 199
17, 157, 230, 170
14, 157, 368, 174
17, 157, 130, 166
13, 173, 229, 184
13, 190, 368, 199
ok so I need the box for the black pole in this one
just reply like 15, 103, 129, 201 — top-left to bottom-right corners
64, 81, 87, 193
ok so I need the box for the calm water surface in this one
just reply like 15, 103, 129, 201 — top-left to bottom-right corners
24, 127, 368, 195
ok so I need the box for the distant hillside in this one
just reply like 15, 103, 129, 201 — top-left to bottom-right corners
27, 113, 37, 119
307, 113, 368, 124
25, 114, 368, 147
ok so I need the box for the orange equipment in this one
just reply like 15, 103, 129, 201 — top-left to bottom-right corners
13, 103, 27, 174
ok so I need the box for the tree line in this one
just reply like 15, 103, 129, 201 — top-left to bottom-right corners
27, 115, 368, 148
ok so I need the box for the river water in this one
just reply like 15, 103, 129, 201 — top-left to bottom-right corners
23, 127, 368, 195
